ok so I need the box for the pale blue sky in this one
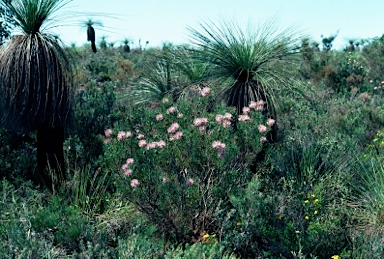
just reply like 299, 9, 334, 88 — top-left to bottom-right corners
53, 0, 384, 50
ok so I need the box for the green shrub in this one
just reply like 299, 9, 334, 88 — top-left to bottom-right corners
362, 34, 384, 83
165, 242, 237, 258
70, 80, 123, 166
0, 128, 36, 183
218, 141, 351, 258
30, 196, 89, 250
0, 180, 68, 258
99, 92, 271, 244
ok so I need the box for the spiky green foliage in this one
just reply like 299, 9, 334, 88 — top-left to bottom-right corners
188, 19, 303, 114
129, 44, 186, 105
0, 0, 73, 131
1, 0, 70, 34
0, 6, 11, 45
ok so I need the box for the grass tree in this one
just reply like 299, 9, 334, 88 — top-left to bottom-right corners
84, 19, 102, 53
188, 19, 302, 117
0, 0, 73, 190
122, 38, 130, 52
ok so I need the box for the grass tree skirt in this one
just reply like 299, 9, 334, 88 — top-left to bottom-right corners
36, 126, 65, 190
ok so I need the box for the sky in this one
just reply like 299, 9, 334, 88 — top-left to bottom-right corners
52, 0, 384, 50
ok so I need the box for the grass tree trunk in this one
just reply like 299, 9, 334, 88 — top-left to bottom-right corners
87, 25, 97, 53
36, 126, 65, 190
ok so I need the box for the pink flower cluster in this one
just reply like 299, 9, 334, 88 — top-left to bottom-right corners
103, 129, 113, 144
167, 122, 180, 134
169, 131, 183, 141
156, 113, 164, 121
212, 140, 226, 150
130, 179, 139, 187
193, 118, 208, 127
146, 140, 166, 150
186, 178, 194, 186
258, 125, 267, 133
257, 119, 275, 142
215, 113, 232, 128
166, 106, 176, 114
267, 118, 275, 127
212, 140, 226, 158
121, 158, 134, 176
238, 114, 251, 122
104, 129, 133, 143
118, 131, 132, 141
138, 139, 147, 147
249, 100, 265, 111
200, 87, 211, 97
242, 106, 251, 114
104, 129, 113, 137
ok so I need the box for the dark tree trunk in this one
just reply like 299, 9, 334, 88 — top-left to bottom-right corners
91, 40, 97, 53
123, 44, 130, 52
87, 26, 97, 53
36, 126, 65, 190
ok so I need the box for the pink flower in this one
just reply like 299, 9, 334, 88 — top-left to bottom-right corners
104, 129, 113, 137
255, 100, 265, 111
215, 114, 223, 124
130, 179, 139, 187
138, 139, 147, 147
117, 131, 126, 141
170, 131, 183, 141
166, 106, 176, 114
146, 142, 157, 150
103, 138, 111, 144
121, 163, 128, 170
212, 141, 226, 150
258, 125, 267, 134
156, 114, 164, 121
223, 113, 232, 121
67, 146, 71, 150
222, 120, 231, 128
199, 126, 206, 133
177, 113, 183, 118
167, 122, 180, 134
125, 131, 132, 138
137, 133, 145, 139
238, 114, 251, 122
260, 136, 267, 143
124, 169, 132, 176
186, 178, 194, 186
200, 87, 211, 97
267, 118, 275, 127
126, 158, 134, 165
156, 140, 166, 148
193, 118, 208, 127
249, 101, 257, 109
242, 107, 251, 114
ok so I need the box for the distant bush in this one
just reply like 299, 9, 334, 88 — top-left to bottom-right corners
362, 34, 384, 83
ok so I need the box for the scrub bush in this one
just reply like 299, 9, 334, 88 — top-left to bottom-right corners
99, 91, 271, 244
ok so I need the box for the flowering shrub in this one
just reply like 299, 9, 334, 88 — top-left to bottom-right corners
99, 94, 271, 243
